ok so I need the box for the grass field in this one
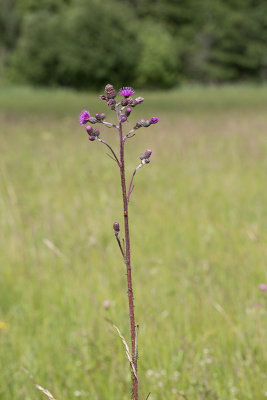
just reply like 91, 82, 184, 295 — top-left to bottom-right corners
0, 85, 267, 400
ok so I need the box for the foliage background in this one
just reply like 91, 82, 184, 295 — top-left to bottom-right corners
1, 0, 267, 88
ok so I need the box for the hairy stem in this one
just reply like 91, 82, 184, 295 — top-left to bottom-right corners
118, 115, 138, 400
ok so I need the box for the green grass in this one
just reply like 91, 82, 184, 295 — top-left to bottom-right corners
0, 85, 267, 400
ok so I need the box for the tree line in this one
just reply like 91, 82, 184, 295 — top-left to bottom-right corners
1, 0, 267, 89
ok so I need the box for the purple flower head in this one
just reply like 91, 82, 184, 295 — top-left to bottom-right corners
259, 284, 267, 291
79, 110, 90, 125
150, 117, 159, 124
119, 87, 135, 98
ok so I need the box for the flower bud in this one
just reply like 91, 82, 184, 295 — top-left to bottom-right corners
99, 94, 107, 101
95, 113, 102, 121
121, 115, 127, 123
86, 125, 93, 134
144, 149, 152, 159
150, 116, 159, 124
113, 221, 120, 233
143, 120, 151, 127
121, 98, 128, 106
127, 98, 134, 106
88, 117, 97, 124
93, 128, 100, 136
107, 99, 116, 106
139, 153, 145, 160
105, 84, 116, 99
135, 97, 144, 105
100, 113, 106, 121
135, 118, 146, 129
145, 159, 150, 164
125, 108, 132, 117
88, 136, 95, 141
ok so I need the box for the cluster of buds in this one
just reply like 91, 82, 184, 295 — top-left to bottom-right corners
79, 110, 107, 140
99, 84, 117, 108
80, 84, 159, 145
134, 117, 159, 129
139, 149, 152, 164
86, 125, 100, 141
79, 110, 106, 125
99, 84, 144, 108
121, 107, 132, 123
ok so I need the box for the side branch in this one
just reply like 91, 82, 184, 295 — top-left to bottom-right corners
115, 234, 125, 259
96, 138, 120, 167
123, 127, 137, 141
127, 163, 145, 204
102, 121, 118, 129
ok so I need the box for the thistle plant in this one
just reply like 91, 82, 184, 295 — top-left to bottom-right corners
79, 84, 158, 400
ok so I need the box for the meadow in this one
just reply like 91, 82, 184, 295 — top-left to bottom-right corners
0, 85, 267, 400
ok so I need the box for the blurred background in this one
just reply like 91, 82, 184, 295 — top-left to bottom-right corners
1, 0, 267, 88
1, 1, 267, 400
